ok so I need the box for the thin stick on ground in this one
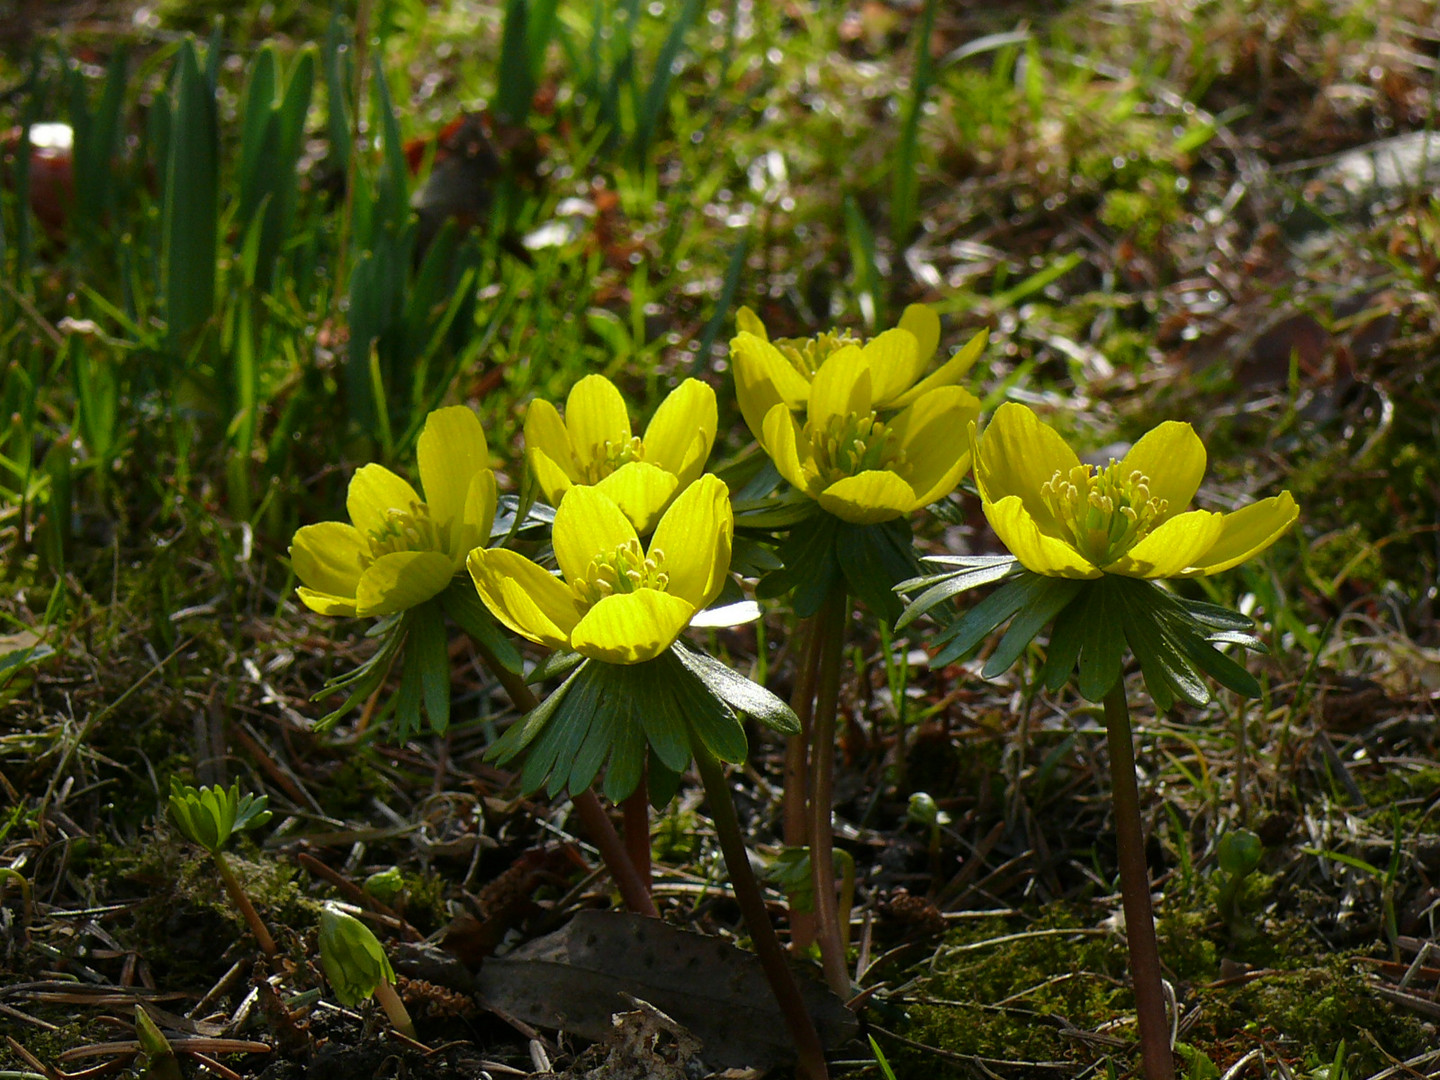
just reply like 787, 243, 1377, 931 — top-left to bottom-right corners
1103, 680, 1176, 1080
691, 742, 831, 1080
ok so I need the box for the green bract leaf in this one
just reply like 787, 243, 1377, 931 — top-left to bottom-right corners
983, 577, 1085, 678
408, 601, 451, 735
895, 554, 1020, 630
488, 646, 771, 805
442, 580, 523, 674
930, 571, 1052, 668
487, 663, 586, 765
1075, 579, 1128, 703
836, 518, 921, 626
673, 645, 801, 736
757, 511, 840, 616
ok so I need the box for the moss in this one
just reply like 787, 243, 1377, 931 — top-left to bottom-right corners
884, 898, 1430, 1077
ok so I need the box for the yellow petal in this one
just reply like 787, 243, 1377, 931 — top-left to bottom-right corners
761, 403, 814, 494
817, 472, 915, 524
524, 398, 579, 485
807, 344, 873, 431
290, 521, 367, 600
346, 464, 422, 539
671, 429, 715, 492
593, 461, 679, 534
732, 332, 810, 441
570, 590, 696, 664
296, 588, 359, 617
565, 375, 632, 471
888, 328, 987, 410
649, 474, 733, 608
863, 327, 926, 406
642, 379, 717, 476
528, 448, 576, 508
1179, 493, 1298, 576
1105, 509, 1225, 579
454, 469, 498, 559
889, 385, 981, 508
552, 485, 639, 586
467, 548, 580, 649
975, 403, 1079, 538
898, 304, 940, 367
416, 406, 489, 532
736, 305, 768, 340
983, 495, 1102, 578
354, 551, 456, 616
1119, 421, 1206, 523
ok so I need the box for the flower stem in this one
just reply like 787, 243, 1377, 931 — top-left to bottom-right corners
808, 587, 851, 997
1102, 680, 1175, 1080
373, 978, 418, 1041
622, 774, 653, 897
786, 616, 821, 951
212, 850, 278, 958
691, 743, 830, 1080
469, 638, 657, 919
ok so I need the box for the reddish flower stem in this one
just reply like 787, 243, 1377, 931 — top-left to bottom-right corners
808, 588, 851, 997
1103, 680, 1176, 1080
692, 743, 830, 1080
470, 639, 657, 919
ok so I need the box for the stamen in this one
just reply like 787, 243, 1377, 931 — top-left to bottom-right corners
359, 501, 449, 568
807, 410, 909, 487
775, 329, 859, 378
1038, 460, 1168, 565
579, 433, 646, 483
572, 539, 670, 608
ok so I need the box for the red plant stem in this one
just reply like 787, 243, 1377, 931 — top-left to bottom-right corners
213, 851, 278, 958
470, 638, 657, 919
1103, 680, 1176, 1080
786, 617, 821, 951
808, 588, 851, 997
622, 779, 653, 896
691, 744, 830, 1080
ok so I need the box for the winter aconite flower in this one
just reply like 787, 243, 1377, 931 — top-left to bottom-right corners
290, 406, 497, 617
524, 374, 718, 533
758, 336, 982, 525
730, 304, 985, 445
973, 403, 1298, 580
467, 474, 732, 664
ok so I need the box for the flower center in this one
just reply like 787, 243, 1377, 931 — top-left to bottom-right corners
579, 434, 645, 483
572, 539, 669, 607
808, 411, 909, 487
361, 501, 449, 566
775, 330, 858, 378
1039, 462, 1168, 565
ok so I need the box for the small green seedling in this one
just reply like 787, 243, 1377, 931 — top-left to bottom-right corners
134, 1004, 183, 1080
318, 906, 417, 1040
907, 791, 951, 870
1215, 827, 1263, 938
363, 867, 406, 907
167, 778, 276, 957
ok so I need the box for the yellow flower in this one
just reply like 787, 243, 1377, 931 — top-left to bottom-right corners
524, 374, 717, 533
467, 474, 733, 665
730, 304, 986, 444
757, 338, 981, 525
973, 402, 1298, 580
290, 407, 498, 617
